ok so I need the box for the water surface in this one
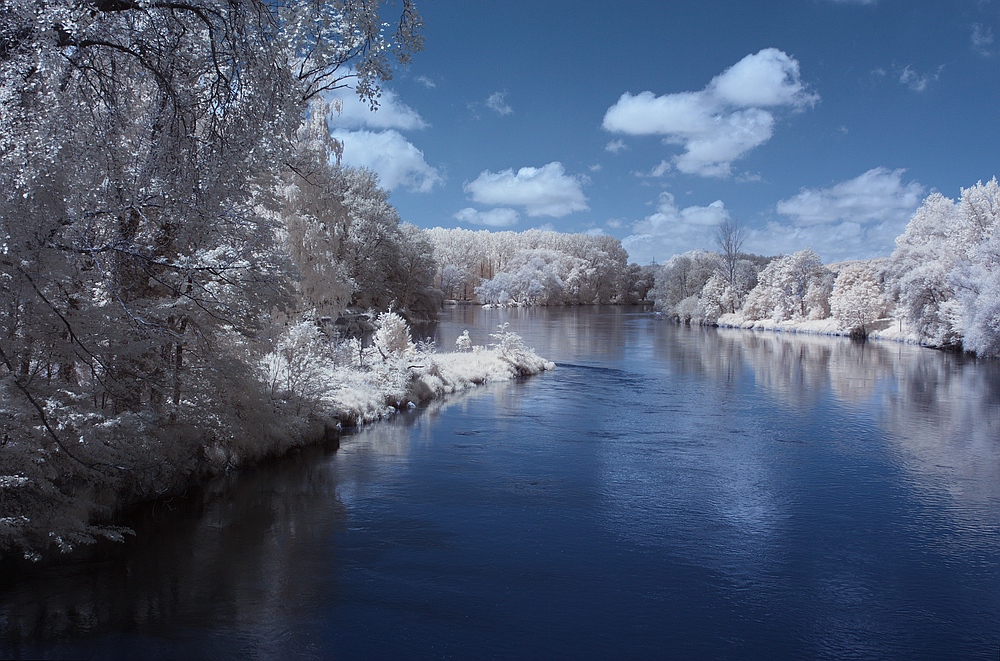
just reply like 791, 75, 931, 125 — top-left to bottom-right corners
1, 307, 998, 659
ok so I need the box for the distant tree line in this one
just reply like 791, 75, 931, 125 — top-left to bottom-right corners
650, 179, 1000, 357
425, 228, 655, 306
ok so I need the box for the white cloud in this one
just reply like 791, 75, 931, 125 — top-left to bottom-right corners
605, 139, 627, 154
750, 167, 926, 262
899, 65, 941, 92
416, 75, 437, 89
674, 108, 774, 177
464, 162, 589, 217
453, 207, 521, 227
775, 167, 924, 226
329, 88, 428, 131
331, 129, 443, 193
621, 192, 730, 264
324, 86, 440, 193
709, 49, 818, 109
486, 91, 513, 115
605, 90, 713, 136
736, 171, 764, 183
648, 160, 672, 177
972, 24, 994, 56
745, 220, 903, 263
602, 48, 817, 178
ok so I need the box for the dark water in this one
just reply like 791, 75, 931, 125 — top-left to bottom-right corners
1, 307, 998, 660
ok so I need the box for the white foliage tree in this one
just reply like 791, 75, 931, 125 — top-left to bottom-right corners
652, 250, 720, 317
698, 273, 729, 323
426, 228, 632, 305
0, 0, 423, 557
372, 311, 416, 360
742, 250, 832, 321
890, 193, 962, 345
831, 262, 887, 337
889, 180, 1000, 348
951, 178, 1000, 355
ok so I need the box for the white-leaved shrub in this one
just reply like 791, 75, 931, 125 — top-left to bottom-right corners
372, 311, 416, 360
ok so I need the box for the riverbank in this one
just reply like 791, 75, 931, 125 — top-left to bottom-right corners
711, 312, 926, 345
303, 329, 556, 428
0, 322, 553, 563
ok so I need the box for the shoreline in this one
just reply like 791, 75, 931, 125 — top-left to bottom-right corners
698, 312, 953, 350
0, 331, 555, 564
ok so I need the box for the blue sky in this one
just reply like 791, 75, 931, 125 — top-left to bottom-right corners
328, 0, 1000, 264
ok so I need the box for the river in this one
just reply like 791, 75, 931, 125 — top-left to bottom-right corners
1, 306, 998, 659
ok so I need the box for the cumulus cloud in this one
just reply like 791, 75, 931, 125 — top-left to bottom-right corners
464, 162, 589, 217
453, 207, 521, 227
775, 167, 924, 226
329, 88, 428, 131
749, 167, 926, 261
331, 129, 443, 193
323, 84, 441, 193
710, 50, 817, 108
621, 193, 730, 264
602, 48, 817, 178
416, 75, 437, 89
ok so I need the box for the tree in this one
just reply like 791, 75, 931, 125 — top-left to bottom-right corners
652, 251, 720, 316
742, 249, 832, 321
951, 178, 1000, 355
282, 102, 357, 321
890, 179, 1000, 350
426, 228, 632, 305
371, 311, 415, 360
890, 193, 963, 346
620, 263, 657, 304
715, 218, 747, 311
391, 224, 443, 322
0, 0, 423, 557
831, 262, 886, 338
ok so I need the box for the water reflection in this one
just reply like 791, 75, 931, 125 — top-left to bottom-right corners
437, 309, 999, 571
0, 309, 996, 659
436, 305, 634, 363
648, 323, 1000, 559
0, 442, 348, 656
